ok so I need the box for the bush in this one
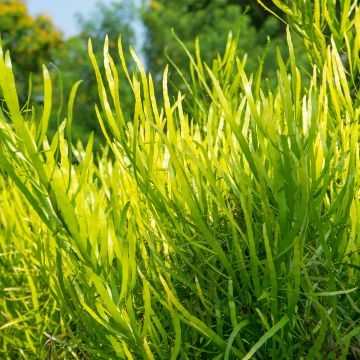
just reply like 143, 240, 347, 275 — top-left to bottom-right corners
0, 0, 359, 358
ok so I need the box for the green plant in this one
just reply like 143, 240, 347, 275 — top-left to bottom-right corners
0, 0, 359, 358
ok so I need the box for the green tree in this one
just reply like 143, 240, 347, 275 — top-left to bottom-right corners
142, 0, 285, 85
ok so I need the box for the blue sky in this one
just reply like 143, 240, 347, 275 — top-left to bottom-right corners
26, 0, 145, 57
26, 1, 144, 39
26, 0, 114, 38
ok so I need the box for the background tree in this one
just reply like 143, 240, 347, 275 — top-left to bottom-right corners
0, 0, 62, 101
0, 0, 62, 73
142, 0, 286, 85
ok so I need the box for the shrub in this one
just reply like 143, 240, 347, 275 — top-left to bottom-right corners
0, 0, 359, 358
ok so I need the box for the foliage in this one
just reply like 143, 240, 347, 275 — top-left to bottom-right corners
268, 0, 360, 102
0, 0, 62, 100
0, 0, 61, 73
0, 175, 79, 358
0, 0, 359, 359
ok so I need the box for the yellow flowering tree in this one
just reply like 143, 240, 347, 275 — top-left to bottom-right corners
0, 0, 62, 100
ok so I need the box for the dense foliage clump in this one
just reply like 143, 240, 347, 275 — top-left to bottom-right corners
0, 0, 359, 358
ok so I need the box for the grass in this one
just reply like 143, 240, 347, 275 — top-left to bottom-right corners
0, 0, 359, 358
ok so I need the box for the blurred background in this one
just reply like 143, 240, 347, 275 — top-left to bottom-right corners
0, 0, 304, 149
